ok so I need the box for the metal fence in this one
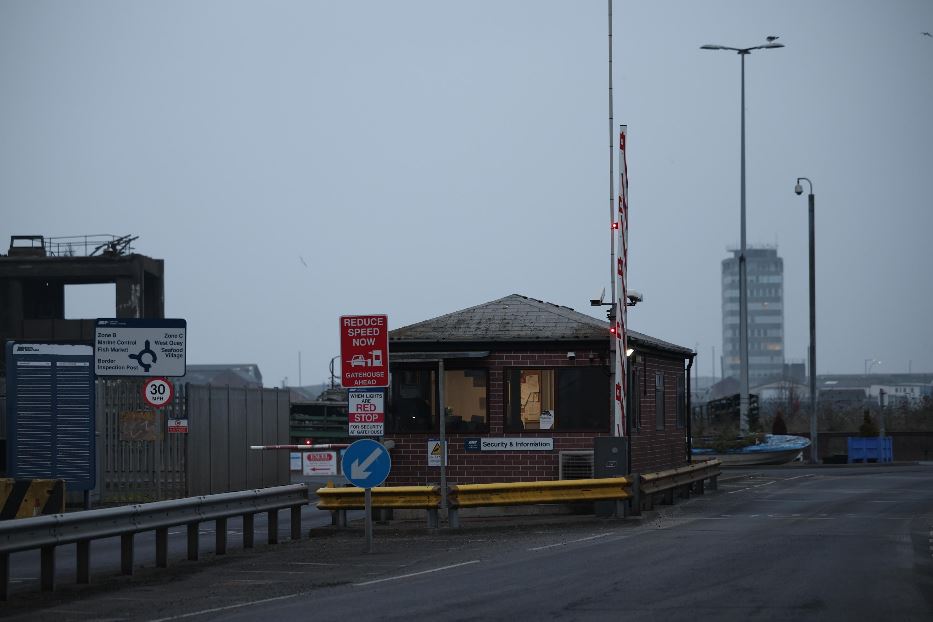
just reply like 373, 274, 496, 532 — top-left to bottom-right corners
97, 382, 289, 503
185, 385, 289, 496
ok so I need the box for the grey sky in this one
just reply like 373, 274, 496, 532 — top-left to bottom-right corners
2, 0, 932, 387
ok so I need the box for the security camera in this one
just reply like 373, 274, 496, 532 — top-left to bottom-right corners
567, 351, 576, 361
794, 183, 803, 196
626, 290, 644, 305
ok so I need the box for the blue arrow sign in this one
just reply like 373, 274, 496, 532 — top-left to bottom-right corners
342, 439, 391, 489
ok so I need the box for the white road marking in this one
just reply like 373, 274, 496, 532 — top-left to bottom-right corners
353, 560, 481, 586
528, 532, 613, 552
146, 591, 309, 622
727, 480, 776, 494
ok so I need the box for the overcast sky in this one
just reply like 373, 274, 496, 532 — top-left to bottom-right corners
2, 0, 932, 387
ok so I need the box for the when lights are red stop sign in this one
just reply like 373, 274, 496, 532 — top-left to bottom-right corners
340, 315, 389, 388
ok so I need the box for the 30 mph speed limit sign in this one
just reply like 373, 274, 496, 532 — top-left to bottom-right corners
142, 377, 174, 408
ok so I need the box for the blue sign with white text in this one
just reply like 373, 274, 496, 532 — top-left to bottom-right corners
342, 439, 391, 489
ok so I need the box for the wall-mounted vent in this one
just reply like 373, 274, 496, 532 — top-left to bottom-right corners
558, 450, 594, 480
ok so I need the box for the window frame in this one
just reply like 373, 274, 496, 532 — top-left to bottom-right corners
504, 366, 610, 433
655, 372, 665, 431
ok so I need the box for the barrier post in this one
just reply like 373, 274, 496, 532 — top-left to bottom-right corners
291, 505, 302, 540
120, 534, 134, 575
216, 518, 227, 555
629, 474, 641, 516
155, 528, 168, 568
77, 540, 91, 582
268, 510, 279, 545
40, 545, 55, 590
1, 552, 8, 600
449, 506, 460, 530
187, 522, 199, 561
243, 513, 255, 548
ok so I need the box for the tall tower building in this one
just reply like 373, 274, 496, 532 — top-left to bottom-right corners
722, 246, 784, 386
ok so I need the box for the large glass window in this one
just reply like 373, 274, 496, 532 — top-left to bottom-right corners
390, 367, 488, 433
506, 368, 608, 432
444, 369, 488, 432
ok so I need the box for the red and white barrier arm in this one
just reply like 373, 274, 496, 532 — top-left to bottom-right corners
249, 444, 351, 451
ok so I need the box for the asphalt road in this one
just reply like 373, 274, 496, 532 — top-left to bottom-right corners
3, 465, 932, 621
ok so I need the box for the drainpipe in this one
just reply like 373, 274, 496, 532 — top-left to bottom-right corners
686, 353, 695, 463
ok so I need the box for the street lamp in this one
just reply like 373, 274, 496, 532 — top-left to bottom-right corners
701, 39, 784, 434
794, 177, 818, 463
864, 358, 882, 375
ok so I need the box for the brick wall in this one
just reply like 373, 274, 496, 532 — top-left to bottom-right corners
628, 354, 690, 473
385, 346, 689, 486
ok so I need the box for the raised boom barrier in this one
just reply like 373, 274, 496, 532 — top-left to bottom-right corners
0, 484, 309, 600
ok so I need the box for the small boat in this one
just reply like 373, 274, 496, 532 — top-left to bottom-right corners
692, 434, 811, 466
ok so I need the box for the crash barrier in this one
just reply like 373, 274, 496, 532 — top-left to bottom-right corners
0, 479, 65, 520
447, 477, 634, 529
0, 483, 308, 600
317, 484, 442, 528
316, 460, 720, 529
635, 459, 721, 512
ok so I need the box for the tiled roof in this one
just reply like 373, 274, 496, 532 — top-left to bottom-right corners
389, 294, 692, 354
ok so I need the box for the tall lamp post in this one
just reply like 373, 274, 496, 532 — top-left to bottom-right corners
701, 40, 784, 433
794, 177, 818, 463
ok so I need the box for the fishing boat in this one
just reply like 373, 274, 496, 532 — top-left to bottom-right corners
692, 434, 811, 466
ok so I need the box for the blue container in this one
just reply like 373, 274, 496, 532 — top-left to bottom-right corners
847, 437, 893, 463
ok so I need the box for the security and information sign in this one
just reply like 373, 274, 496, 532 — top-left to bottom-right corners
5, 342, 96, 490
95, 318, 187, 377
340, 315, 388, 388
348, 389, 385, 436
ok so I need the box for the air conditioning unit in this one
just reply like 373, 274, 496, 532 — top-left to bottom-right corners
558, 450, 594, 480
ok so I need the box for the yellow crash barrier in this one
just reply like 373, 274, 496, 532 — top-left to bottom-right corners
316, 484, 441, 510
449, 477, 632, 508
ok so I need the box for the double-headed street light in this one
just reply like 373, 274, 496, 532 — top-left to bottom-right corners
794, 177, 818, 463
701, 40, 784, 434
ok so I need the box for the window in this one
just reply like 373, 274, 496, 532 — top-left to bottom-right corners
390, 368, 436, 433
390, 367, 488, 433
506, 368, 608, 432
627, 363, 642, 431
655, 372, 665, 430
444, 369, 488, 432
676, 375, 686, 429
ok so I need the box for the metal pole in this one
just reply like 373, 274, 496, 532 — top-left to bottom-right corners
438, 359, 447, 513
607, 0, 618, 434
364, 487, 373, 553
738, 51, 750, 433
808, 189, 818, 463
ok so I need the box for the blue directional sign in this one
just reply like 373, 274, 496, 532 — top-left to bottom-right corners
342, 439, 391, 489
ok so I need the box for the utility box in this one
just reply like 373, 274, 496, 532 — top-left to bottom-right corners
594, 437, 628, 517
594, 436, 628, 477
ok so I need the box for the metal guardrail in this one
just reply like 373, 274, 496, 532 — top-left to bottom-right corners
637, 459, 721, 511
0, 484, 309, 600
448, 478, 632, 528
315, 461, 720, 530
317, 484, 441, 528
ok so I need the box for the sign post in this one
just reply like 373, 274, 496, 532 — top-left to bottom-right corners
342, 439, 391, 553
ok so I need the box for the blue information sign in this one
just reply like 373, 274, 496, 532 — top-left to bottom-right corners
5, 342, 96, 490
342, 439, 391, 489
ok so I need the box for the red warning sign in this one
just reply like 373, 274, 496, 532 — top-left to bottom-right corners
340, 315, 389, 388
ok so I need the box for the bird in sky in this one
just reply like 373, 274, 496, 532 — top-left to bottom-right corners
299, 256, 308, 268
766, 35, 780, 43
922, 32, 932, 37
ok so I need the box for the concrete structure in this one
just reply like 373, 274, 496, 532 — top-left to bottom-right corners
0, 234, 164, 376
722, 246, 784, 385
383, 294, 695, 486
